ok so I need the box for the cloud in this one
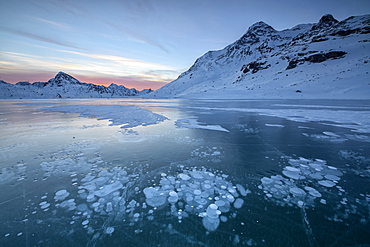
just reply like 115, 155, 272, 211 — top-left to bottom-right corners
0, 25, 84, 50
0, 50, 176, 90
111, 23, 170, 53
32, 17, 69, 30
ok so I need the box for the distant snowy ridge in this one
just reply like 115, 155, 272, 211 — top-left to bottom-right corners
0, 72, 152, 99
153, 14, 370, 99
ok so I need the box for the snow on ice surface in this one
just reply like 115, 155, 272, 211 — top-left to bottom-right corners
175, 118, 229, 132
178, 105, 370, 134
265, 124, 284, 128
39, 104, 167, 128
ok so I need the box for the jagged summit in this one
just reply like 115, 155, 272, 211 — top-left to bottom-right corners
246, 21, 276, 35
50, 71, 81, 85
311, 14, 339, 30
233, 21, 277, 47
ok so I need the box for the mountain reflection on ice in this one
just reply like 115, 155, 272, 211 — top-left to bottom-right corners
1, 99, 370, 247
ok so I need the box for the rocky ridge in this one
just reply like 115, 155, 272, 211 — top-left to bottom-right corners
0, 72, 152, 98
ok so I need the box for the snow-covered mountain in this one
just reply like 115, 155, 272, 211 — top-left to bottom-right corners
0, 72, 152, 99
153, 14, 370, 99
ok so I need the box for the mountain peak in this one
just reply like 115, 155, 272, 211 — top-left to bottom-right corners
311, 14, 338, 30
247, 21, 276, 35
52, 71, 81, 85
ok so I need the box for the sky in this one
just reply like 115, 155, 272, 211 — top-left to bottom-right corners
0, 0, 369, 90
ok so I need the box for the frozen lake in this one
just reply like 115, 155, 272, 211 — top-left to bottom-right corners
0, 98, 369, 247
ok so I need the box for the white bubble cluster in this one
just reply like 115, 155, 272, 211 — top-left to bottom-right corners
143, 166, 248, 231
259, 157, 343, 208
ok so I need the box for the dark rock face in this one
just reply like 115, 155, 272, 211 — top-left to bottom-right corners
287, 51, 347, 69
241, 61, 270, 74
311, 14, 339, 31
305, 51, 347, 63
16, 81, 31, 86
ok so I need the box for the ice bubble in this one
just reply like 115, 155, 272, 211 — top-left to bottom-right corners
94, 181, 123, 197
309, 163, 323, 171
309, 173, 323, 180
320, 199, 327, 204
289, 187, 306, 197
195, 197, 208, 205
178, 173, 191, 181
261, 177, 273, 184
318, 180, 336, 187
205, 204, 221, 218
193, 189, 202, 195
77, 204, 89, 212
54, 190, 69, 201
143, 187, 156, 198
304, 186, 322, 198
204, 184, 212, 190
106, 202, 113, 212
86, 194, 95, 202
40, 202, 50, 209
60, 199, 76, 211
202, 216, 220, 231
285, 166, 300, 172
215, 200, 225, 207
220, 215, 228, 222
233, 198, 244, 209
226, 194, 235, 203
168, 191, 179, 204
105, 227, 114, 235
133, 213, 140, 218
282, 169, 301, 180
186, 196, 194, 202
236, 184, 248, 196
82, 219, 89, 225
145, 190, 167, 207
324, 174, 340, 181
191, 172, 203, 180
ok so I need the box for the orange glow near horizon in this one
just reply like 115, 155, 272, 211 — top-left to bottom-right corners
0, 72, 168, 91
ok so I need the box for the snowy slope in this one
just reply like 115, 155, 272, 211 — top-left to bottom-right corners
153, 14, 370, 99
0, 72, 152, 99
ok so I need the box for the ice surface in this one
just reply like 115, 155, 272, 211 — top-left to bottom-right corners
39, 104, 168, 128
